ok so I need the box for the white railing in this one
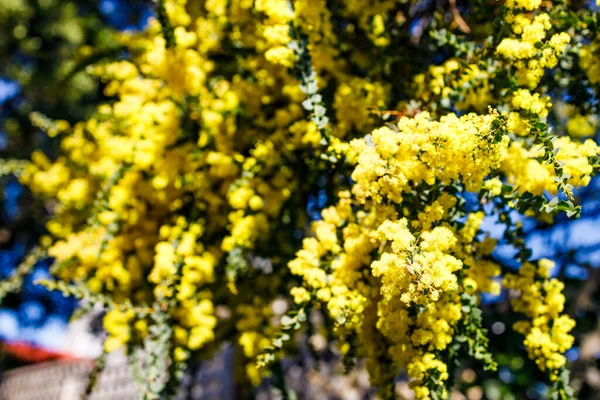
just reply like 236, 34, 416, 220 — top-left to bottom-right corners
0, 346, 235, 400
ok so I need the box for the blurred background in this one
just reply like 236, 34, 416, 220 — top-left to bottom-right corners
0, 1, 599, 399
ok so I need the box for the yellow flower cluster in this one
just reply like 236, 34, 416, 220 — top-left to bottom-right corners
104, 308, 136, 352
379, 293, 462, 399
413, 59, 494, 113
235, 298, 274, 384
501, 137, 599, 195
497, 11, 570, 88
333, 78, 389, 137
506, 0, 542, 11
255, 0, 397, 139
290, 199, 466, 397
290, 107, 511, 396
13, 0, 600, 398
289, 192, 372, 328
372, 220, 462, 305
289, 98, 593, 397
350, 111, 509, 203
255, 0, 295, 67
174, 295, 217, 353
567, 114, 598, 138
294, 0, 340, 77
504, 260, 575, 379
511, 89, 551, 118
20, 0, 324, 368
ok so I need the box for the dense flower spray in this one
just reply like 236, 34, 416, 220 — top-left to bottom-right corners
2, 0, 600, 398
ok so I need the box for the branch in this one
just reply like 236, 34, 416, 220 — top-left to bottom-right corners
449, 0, 471, 33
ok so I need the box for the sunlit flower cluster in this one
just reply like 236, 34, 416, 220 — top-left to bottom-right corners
504, 260, 575, 379
497, 9, 571, 88
11, 0, 600, 399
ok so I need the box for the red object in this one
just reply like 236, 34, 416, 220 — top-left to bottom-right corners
1, 341, 79, 363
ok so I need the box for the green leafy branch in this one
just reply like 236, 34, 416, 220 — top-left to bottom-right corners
38, 278, 153, 315
256, 301, 310, 368
140, 239, 187, 399
0, 247, 45, 303
29, 111, 69, 137
140, 303, 174, 400
530, 118, 582, 217
455, 293, 497, 371
87, 164, 127, 226
550, 367, 575, 400
422, 366, 450, 400
288, 25, 331, 138
37, 279, 116, 308
430, 28, 488, 61
225, 246, 249, 289
83, 346, 108, 400
0, 159, 29, 178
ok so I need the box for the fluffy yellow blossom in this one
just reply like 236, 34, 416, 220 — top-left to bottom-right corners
511, 89, 551, 118
290, 287, 311, 304
501, 137, 599, 195
228, 186, 256, 209
104, 309, 135, 352
504, 260, 575, 379
567, 114, 598, 137
255, 0, 294, 67
497, 38, 536, 59
506, 0, 542, 11
497, 12, 570, 88
14, 0, 599, 398
351, 111, 509, 203
371, 223, 462, 305
176, 297, 217, 350
264, 46, 296, 67
378, 293, 462, 399
483, 178, 503, 196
